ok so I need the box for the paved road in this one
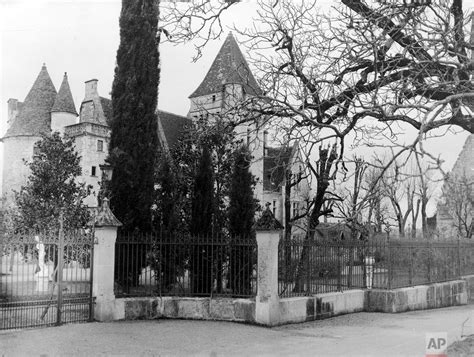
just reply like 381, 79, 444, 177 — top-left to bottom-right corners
1, 304, 474, 356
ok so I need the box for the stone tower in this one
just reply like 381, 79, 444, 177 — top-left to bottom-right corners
64, 79, 111, 207
2, 64, 57, 198
51, 72, 78, 135
188, 32, 266, 201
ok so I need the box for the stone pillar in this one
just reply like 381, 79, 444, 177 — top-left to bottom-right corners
255, 206, 283, 326
92, 198, 122, 322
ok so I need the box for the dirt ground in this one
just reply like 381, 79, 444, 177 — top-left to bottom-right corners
1, 304, 474, 356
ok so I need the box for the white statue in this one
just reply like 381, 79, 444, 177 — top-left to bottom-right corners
34, 236, 50, 291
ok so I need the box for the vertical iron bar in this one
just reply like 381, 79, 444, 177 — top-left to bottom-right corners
458, 239, 462, 277
56, 213, 64, 326
427, 242, 432, 283
89, 228, 95, 322
409, 245, 413, 286
388, 240, 393, 290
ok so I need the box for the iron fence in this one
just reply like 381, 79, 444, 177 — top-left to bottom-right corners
278, 236, 474, 298
115, 231, 257, 298
0, 229, 94, 330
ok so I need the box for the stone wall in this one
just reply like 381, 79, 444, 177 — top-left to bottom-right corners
2, 136, 40, 198
365, 280, 467, 313
51, 112, 77, 135
114, 297, 255, 323
462, 275, 474, 303
278, 290, 366, 324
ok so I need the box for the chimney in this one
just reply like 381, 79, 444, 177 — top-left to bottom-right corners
7, 98, 19, 128
84, 79, 99, 100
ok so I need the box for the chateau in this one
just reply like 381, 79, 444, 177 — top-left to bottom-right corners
2, 33, 309, 228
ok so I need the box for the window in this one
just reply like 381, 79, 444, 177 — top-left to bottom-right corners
97, 140, 104, 152
212, 94, 216, 102
91, 166, 97, 176
292, 202, 299, 218
272, 200, 277, 215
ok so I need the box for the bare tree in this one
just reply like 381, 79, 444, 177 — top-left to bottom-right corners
413, 153, 436, 237
160, 0, 241, 60
364, 165, 389, 235
442, 173, 473, 238
227, 0, 473, 175
292, 144, 340, 292
380, 158, 415, 238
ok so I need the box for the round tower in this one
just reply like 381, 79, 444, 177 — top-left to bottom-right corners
50, 72, 78, 135
2, 64, 57, 199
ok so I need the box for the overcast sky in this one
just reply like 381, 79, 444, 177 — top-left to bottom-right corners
0, 0, 471, 190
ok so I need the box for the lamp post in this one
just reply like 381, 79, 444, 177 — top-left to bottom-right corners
99, 164, 113, 182
98, 164, 114, 207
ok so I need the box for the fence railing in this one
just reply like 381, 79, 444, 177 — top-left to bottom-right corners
0, 229, 94, 330
278, 237, 474, 298
114, 231, 257, 298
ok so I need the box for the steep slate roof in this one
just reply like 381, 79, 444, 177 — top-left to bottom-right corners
51, 72, 78, 116
263, 145, 295, 192
79, 96, 108, 125
189, 32, 261, 98
4, 64, 57, 138
158, 110, 191, 151
96, 98, 189, 152
100, 97, 112, 125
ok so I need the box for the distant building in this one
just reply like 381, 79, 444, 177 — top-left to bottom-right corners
187, 32, 310, 229
2, 65, 188, 207
436, 134, 474, 238
2, 33, 310, 234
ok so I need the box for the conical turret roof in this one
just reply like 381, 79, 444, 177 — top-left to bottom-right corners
189, 32, 261, 98
51, 72, 78, 116
4, 64, 57, 138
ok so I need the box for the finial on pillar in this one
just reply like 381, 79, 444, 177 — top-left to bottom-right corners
255, 204, 283, 231
95, 198, 122, 227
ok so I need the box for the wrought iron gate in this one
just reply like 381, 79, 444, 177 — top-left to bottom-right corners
0, 226, 94, 330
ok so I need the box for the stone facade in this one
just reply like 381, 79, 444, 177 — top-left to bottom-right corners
65, 123, 110, 207
1, 67, 111, 207
188, 33, 311, 230
437, 134, 474, 238
3, 36, 310, 216
2, 136, 41, 197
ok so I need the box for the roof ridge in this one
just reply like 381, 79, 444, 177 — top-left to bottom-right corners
51, 72, 78, 116
157, 109, 188, 118
451, 134, 474, 175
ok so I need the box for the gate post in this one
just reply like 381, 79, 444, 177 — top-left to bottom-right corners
93, 198, 122, 322
255, 206, 283, 326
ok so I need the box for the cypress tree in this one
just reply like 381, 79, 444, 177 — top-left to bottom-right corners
228, 146, 256, 296
190, 145, 215, 294
190, 146, 214, 236
109, 0, 159, 233
228, 146, 255, 238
